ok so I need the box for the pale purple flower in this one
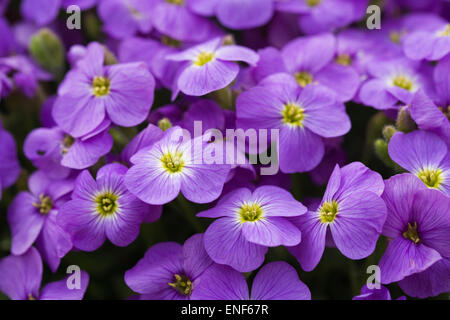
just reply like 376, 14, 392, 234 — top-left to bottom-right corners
388, 130, 450, 196
192, 261, 311, 300
378, 174, 450, 284
167, 37, 259, 96
197, 186, 306, 272
125, 126, 231, 205
57, 165, 149, 251
0, 247, 89, 300
7, 171, 73, 272
53, 42, 155, 138
288, 162, 386, 271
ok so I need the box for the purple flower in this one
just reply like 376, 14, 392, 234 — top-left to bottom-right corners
0, 247, 89, 300
398, 258, 450, 298
20, 0, 61, 26
378, 173, 450, 284
197, 186, 306, 272
118, 37, 183, 92
403, 19, 450, 61
236, 79, 350, 173
7, 171, 73, 272
125, 234, 216, 300
275, 0, 368, 35
125, 126, 231, 205
288, 162, 386, 271
167, 37, 259, 96
57, 165, 149, 251
353, 285, 405, 300
388, 130, 450, 196
410, 91, 450, 145
0, 125, 20, 199
24, 123, 113, 179
214, 0, 274, 30
192, 261, 311, 300
252, 33, 361, 102
0, 55, 52, 98
359, 58, 433, 110
53, 42, 155, 137
149, 0, 222, 42
98, 0, 153, 39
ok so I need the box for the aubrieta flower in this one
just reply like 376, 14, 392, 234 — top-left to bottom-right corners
0, 247, 89, 300
98, 0, 153, 39
398, 258, 450, 298
20, 0, 97, 26
7, 171, 73, 272
403, 19, 450, 61
288, 162, 387, 271
24, 123, 113, 179
125, 126, 231, 205
275, 0, 368, 35
0, 124, 20, 200
209, 0, 274, 30
352, 285, 405, 300
167, 37, 259, 96
378, 174, 450, 284
57, 164, 149, 251
236, 79, 351, 173
125, 234, 216, 300
388, 130, 449, 196
53, 42, 155, 137
192, 261, 311, 300
197, 186, 306, 272
359, 58, 433, 110
410, 90, 450, 145
149, 0, 222, 42
253, 33, 361, 102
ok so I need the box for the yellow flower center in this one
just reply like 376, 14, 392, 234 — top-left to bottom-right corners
438, 24, 450, 37
393, 75, 413, 91
61, 134, 75, 155
166, 0, 184, 5
294, 71, 314, 87
33, 194, 53, 215
282, 103, 305, 127
389, 31, 405, 44
307, 0, 321, 7
92, 76, 111, 97
193, 51, 215, 66
161, 36, 182, 48
96, 193, 118, 217
417, 168, 443, 189
161, 153, 184, 173
319, 200, 339, 223
239, 203, 263, 223
168, 274, 192, 296
158, 117, 172, 131
335, 53, 352, 66
403, 222, 420, 244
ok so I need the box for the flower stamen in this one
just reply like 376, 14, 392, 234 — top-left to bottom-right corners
193, 51, 215, 67
168, 274, 192, 296
417, 168, 443, 189
161, 153, 184, 173
319, 200, 339, 223
33, 194, 53, 215
239, 203, 263, 223
92, 76, 111, 97
403, 222, 420, 244
294, 71, 314, 87
282, 103, 305, 127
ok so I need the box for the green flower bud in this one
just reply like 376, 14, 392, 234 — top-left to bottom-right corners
29, 28, 65, 80
396, 106, 417, 133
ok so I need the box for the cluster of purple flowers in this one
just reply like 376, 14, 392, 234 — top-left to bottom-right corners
0, 0, 449, 300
